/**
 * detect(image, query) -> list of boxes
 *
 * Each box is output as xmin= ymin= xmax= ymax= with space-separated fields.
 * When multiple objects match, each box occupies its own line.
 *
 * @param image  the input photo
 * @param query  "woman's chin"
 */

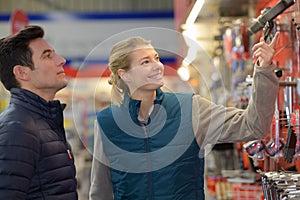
xmin=141 ymin=82 xmax=164 ymax=90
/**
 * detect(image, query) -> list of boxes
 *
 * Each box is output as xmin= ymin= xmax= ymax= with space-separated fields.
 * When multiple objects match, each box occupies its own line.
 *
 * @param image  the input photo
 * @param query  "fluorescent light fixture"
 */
xmin=185 ymin=0 xmax=205 ymax=26
xmin=178 ymin=0 xmax=204 ymax=81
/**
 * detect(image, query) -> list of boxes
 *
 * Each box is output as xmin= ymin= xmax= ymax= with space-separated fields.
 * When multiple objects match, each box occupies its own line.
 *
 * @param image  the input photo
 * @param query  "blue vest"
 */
xmin=97 ymin=89 xmax=205 ymax=200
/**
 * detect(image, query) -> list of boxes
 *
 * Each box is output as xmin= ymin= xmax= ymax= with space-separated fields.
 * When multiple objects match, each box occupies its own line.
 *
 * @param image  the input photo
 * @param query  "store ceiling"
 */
xmin=189 ymin=0 xmax=293 ymax=54
xmin=198 ymin=0 xmax=296 ymax=25
xmin=184 ymin=0 xmax=256 ymax=54
xmin=200 ymin=0 xmax=254 ymax=18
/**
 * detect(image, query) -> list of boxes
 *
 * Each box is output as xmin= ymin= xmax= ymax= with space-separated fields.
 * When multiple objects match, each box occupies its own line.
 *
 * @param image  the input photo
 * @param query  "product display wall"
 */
xmin=203 ymin=0 xmax=300 ymax=199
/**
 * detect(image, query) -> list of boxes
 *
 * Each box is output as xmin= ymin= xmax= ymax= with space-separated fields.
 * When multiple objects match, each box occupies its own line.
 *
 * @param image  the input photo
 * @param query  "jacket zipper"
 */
xmin=141 ymin=124 xmax=153 ymax=200
xmin=60 ymin=126 xmax=73 ymax=161
xmin=67 ymin=149 xmax=73 ymax=160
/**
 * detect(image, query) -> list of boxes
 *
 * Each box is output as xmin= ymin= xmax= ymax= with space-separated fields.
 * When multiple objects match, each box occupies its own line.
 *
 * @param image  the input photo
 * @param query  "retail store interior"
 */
xmin=1 ymin=0 xmax=300 ymax=199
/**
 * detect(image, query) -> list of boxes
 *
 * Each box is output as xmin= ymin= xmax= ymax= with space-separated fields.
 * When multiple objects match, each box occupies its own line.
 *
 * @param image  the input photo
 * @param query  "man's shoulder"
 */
xmin=0 ymin=103 xmax=35 ymax=122
xmin=0 ymin=103 xmax=39 ymax=135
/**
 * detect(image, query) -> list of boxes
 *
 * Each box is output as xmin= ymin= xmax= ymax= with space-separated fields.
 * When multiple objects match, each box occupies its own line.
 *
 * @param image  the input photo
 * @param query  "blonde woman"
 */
xmin=90 ymin=34 xmax=279 ymax=200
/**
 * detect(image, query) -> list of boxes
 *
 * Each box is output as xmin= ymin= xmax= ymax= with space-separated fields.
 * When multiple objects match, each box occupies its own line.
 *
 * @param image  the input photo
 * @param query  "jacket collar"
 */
xmin=10 ymin=88 xmax=65 ymax=119
xmin=122 ymin=88 xmax=164 ymax=123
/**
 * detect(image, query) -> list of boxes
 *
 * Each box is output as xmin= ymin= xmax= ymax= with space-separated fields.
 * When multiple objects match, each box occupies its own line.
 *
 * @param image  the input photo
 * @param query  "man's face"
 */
xmin=27 ymin=38 xmax=67 ymax=96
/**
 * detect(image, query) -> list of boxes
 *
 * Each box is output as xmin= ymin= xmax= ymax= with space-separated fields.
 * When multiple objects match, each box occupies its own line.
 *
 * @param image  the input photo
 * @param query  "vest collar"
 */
xmin=123 ymin=88 xmax=164 ymax=124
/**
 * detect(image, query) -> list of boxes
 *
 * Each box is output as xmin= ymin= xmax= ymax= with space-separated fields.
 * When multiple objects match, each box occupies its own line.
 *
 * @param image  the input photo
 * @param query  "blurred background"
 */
xmin=0 ymin=0 xmax=300 ymax=199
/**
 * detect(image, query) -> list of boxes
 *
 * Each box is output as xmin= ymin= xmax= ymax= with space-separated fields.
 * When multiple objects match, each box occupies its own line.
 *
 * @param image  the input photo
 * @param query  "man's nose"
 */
xmin=55 ymin=54 xmax=66 ymax=66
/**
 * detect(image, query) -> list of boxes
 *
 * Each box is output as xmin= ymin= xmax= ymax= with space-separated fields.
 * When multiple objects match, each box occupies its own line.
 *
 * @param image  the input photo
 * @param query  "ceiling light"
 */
xmin=185 ymin=0 xmax=205 ymax=27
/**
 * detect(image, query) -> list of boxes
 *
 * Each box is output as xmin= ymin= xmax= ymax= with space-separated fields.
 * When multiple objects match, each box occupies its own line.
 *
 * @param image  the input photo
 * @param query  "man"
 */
xmin=0 ymin=25 xmax=77 ymax=199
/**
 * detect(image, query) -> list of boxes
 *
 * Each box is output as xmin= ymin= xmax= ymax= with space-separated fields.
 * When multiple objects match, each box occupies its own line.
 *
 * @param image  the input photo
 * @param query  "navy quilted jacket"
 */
xmin=0 ymin=88 xmax=78 ymax=200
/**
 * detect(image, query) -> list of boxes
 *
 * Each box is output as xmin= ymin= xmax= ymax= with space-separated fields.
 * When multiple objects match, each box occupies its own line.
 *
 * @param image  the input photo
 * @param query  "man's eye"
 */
xmin=155 ymin=56 xmax=160 ymax=61
xmin=44 ymin=53 xmax=52 ymax=59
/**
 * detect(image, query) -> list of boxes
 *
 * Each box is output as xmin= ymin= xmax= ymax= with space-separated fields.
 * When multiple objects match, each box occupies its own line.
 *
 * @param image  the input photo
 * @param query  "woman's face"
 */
xmin=122 ymin=45 xmax=164 ymax=94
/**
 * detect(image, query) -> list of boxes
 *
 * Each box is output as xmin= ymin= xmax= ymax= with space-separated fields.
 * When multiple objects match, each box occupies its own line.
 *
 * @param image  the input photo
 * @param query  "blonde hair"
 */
xmin=108 ymin=37 xmax=151 ymax=105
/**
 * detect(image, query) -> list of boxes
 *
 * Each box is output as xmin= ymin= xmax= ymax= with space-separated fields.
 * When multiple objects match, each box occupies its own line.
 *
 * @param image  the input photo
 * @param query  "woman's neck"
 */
xmin=131 ymin=90 xmax=156 ymax=123
xmin=131 ymin=89 xmax=155 ymax=102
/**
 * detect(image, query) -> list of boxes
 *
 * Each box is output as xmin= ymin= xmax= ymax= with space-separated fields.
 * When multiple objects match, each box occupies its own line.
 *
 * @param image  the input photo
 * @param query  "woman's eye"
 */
xmin=141 ymin=60 xmax=149 ymax=65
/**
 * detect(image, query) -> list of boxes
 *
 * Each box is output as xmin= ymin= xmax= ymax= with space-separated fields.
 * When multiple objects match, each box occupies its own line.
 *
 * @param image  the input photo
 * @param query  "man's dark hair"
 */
xmin=0 ymin=25 xmax=44 ymax=90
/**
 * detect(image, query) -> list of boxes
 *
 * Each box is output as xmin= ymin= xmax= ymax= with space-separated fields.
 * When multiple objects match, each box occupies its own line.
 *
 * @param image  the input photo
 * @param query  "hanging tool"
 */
xmin=284 ymin=123 xmax=297 ymax=163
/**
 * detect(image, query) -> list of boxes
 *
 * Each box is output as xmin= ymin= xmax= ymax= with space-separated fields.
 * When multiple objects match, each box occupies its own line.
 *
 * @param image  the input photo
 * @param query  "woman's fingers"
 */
xmin=252 ymin=32 xmax=279 ymax=67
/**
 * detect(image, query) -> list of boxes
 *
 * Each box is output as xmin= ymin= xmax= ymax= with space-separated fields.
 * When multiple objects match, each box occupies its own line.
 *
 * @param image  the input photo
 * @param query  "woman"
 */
xmin=90 ymin=34 xmax=279 ymax=200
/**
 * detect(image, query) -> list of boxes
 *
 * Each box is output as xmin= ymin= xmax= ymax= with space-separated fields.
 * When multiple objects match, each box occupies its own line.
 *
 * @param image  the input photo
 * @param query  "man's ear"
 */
xmin=13 ymin=65 xmax=29 ymax=81
xmin=117 ymin=69 xmax=130 ymax=82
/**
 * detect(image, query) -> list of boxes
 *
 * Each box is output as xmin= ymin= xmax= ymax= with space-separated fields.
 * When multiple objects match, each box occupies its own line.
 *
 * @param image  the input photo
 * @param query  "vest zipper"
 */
xmin=141 ymin=124 xmax=153 ymax=200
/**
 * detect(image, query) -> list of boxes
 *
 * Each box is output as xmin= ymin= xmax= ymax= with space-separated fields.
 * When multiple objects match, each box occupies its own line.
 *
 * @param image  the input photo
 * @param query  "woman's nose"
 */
xmin=152 ymin=62 xmax=163 ymax=71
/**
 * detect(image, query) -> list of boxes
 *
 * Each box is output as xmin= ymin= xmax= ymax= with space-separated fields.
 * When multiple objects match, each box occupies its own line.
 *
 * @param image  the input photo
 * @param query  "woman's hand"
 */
xmin=252 ymin=32 xmax=280 ymax=67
